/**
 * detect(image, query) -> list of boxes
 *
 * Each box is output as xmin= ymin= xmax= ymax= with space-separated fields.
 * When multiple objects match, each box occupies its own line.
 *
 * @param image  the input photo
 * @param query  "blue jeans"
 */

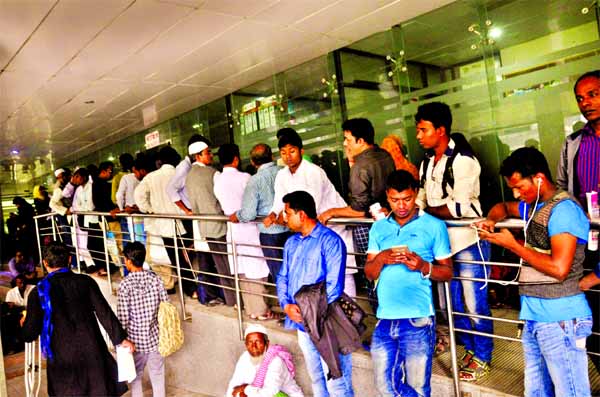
xmin=297 ymin=330 xmax=354 ymax=397
xmin=371 ymin=317 xmax=435 ymax=397
xmin=451 ymin=240 xmax=493 ymax=362
xmin=522 ymin=316 xmax=592 ymax=397
xmin=120 ymin=217 xmax=131 ymax=245
xmin=259 ymin=232 xmax=291 ymax=281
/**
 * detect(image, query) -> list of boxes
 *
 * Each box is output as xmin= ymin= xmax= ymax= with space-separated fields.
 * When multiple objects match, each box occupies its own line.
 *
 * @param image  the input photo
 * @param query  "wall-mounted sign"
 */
xmin=145 ymin=130 xmax=160 ymax=149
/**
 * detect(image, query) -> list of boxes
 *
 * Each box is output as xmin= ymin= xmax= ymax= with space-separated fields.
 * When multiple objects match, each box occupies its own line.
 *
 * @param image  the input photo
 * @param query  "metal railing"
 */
xmin=26 ymin=210 xmax=600 ymax=397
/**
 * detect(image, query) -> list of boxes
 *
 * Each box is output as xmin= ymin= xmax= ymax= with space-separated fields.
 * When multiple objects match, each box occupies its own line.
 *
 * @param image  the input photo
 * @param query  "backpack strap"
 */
xmin=420 ymin=154 xmax=432 ymax=189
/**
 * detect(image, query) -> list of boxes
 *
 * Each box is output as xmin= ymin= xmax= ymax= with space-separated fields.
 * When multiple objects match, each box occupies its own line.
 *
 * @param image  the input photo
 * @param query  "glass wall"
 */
xmin=5 ymin=0 xmax=599 ymax=212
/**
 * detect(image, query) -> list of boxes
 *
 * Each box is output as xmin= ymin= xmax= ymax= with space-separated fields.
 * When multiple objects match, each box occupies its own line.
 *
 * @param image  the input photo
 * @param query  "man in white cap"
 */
xmin=225 ymin=324 xmax=303 ymax=397
xmin=185 ymin=137 xmax=236 ymax=307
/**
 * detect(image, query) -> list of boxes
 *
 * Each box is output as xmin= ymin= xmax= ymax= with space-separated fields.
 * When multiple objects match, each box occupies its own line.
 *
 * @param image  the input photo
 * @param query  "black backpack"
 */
xmin=419 ymin=133 xmax=482 ymax=217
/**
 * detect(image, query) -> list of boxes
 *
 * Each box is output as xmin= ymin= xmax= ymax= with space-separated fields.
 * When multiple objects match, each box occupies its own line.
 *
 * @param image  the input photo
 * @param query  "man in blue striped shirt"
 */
xmin=230 ymin=143 xmax=291 ymax=281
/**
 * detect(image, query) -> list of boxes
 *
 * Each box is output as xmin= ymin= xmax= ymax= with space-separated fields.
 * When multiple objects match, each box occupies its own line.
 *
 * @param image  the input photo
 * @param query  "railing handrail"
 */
xmin=38 ymin=209 xmax=600 ymax=227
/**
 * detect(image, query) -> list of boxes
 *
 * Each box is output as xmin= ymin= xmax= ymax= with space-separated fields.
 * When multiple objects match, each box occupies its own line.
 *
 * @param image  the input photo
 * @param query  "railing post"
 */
xmin=72 ymin=215 xmax=82 ymax=273
xmin=444 ymin=280 xmax=461 ymax=397
xmin=51 ymin=216 xmax=57 ymax=241
xmin=173 ymin=219 xmax=188 ymax=320
xmin=102 ymin=218 xmax=113 ymax=295
xmin=230 ymin=231 xmax=244 ymax=341
xmin=34 ymin=217 xmax=43 ymax=267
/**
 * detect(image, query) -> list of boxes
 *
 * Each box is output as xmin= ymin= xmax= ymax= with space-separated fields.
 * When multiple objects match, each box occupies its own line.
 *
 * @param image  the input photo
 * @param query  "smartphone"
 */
xmin=470 ymin=225 xmax=490 ymax=234
xmin=392 ymin=245 xmax=409 ymax=254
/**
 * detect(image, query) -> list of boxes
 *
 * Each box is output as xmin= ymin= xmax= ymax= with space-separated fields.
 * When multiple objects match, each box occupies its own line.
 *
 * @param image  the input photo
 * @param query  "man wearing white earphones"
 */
xmin=475 ymin=147 xmax=592 ymax=397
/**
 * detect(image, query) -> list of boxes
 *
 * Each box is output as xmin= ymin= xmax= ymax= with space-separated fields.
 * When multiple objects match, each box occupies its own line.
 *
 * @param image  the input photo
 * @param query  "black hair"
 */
xmin=74 ymin=167 xmax=90 ymax=181
xmin=133 ymin=154 xmax=150 ymax=171
xmin=86 ymin=164 xmax=99 ymax=179
xmin=217 ymin=143 xmax=240 ymax=166
xmin=14 ymin=274 xmax=26 ymax=283
xmin=12 ymin=196 xmax=26 ymax=206
xmin=277 ymin=128 xmax=303 ymax=150
xmin=98 ymin=161 xmax=114 ymax=172
xmin=574 ymin=70 xmax=600 ymax=92
xmin=187 ymin=134 xmax=210 ymax=147
xmin=158 ymin=145 xmax=181 ymax=167
xmin=282 ymin=190 xmax=317 ymax=220
xmin=119 ymin=153 xmax=134 ymax=171
xmin=499 ymin=147 xmax=553 ymax=182
xmin=342 ymin=118 xmax=375 ymax=145
xmin=43 ymin=241 xmax=70 ymax=268
xmin=415 ymin=102 xmax=452 ymax=135
xmin=123 ymin=242 xmax=146 ymax=268
xmin=386 ymin=170 xmax=420 ymax=192
xmin=250 ymin=143 xmax=273 ymax=166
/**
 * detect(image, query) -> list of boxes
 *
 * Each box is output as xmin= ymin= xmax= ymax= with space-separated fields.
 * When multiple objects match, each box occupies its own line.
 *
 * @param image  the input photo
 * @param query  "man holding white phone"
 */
xmin=365 ymin=170 xmax=452 ymax=397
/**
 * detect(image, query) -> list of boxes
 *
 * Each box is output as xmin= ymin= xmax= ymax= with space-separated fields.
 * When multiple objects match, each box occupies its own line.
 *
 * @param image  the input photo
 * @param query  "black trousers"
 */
xmin=162 ymin=236 xmax=197 ymax=296
xmin=207 ymin=235 xmax=236 ymax=306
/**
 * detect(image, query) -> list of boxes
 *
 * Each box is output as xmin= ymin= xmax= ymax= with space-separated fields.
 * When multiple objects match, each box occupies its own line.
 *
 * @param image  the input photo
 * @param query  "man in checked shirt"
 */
xmin=117 ymin=241 xmax=168 ymax=397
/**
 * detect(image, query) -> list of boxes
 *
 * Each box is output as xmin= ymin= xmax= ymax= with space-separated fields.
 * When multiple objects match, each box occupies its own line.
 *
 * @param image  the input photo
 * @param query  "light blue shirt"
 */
xmin=166 ymin=157 xmax=192 ymax=209
xmin=236 ymin=162 xmax=287 ymax=234
xmin=367 ymin=212 xmax=452 ymax=320
xmin=277 ymin=222 xmax=346 ymax=330
xmin=519 ymin=199 xmax=592 ymax=322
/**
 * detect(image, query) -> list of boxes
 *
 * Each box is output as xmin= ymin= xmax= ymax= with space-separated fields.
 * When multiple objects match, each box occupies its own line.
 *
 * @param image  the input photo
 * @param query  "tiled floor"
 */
xmin=3 ymin=351 xmax=214 ymax=397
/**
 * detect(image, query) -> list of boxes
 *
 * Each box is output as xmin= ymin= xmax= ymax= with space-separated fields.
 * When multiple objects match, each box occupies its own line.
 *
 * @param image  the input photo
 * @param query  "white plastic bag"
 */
xmin=116 ymin=345 xmax=136 ymax=383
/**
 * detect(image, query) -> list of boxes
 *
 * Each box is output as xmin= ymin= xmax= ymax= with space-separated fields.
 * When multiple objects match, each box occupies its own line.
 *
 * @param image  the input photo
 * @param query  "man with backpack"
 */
xmin=415 ymin=102 xmax=493 ymax=382
xmin=117 ymin=242 xmax=169 ymax=397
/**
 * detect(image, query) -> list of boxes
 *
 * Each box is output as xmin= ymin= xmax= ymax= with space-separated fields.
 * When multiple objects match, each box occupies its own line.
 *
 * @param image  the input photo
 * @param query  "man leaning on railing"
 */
xmin=475 ymin=147 xmax=592 ymax=397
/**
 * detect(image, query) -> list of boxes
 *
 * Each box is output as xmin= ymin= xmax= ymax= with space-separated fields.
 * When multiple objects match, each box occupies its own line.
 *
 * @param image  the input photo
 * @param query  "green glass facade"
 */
xmin=4 ymin=0 xmax=600 ymax=212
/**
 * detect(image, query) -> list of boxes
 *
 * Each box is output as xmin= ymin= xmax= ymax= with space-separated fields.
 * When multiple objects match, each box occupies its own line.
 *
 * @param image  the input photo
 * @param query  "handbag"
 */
xmin=157 ymin=301 xmax=184 ymax=357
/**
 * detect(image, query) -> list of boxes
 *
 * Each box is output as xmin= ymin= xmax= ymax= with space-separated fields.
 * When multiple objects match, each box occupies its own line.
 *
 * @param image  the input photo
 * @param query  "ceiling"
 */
xmin=0 ymin=0 xmax=454 ymax=168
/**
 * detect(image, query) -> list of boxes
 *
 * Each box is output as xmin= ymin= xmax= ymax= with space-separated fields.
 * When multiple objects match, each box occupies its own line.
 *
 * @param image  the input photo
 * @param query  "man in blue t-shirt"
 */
xmin=476 ymin=147 xmax=592 ymax=397
xmin=365 ymin=170 xmax=453 ymax=397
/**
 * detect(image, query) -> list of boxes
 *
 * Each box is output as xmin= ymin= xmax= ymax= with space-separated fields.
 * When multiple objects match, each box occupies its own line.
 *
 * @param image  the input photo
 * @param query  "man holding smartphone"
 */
xmin=365 ymin=170 xmax=452 ymax=397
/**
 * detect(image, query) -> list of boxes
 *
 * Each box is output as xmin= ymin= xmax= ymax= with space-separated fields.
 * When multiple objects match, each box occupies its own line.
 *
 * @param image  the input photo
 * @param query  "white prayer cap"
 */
xmin=244 ymin=324 xmax=268 ymax=339
xmin=188 ymin=141 xmax=208 ymax=155
xmin=54 ymin=168 xmax=65 ymax=177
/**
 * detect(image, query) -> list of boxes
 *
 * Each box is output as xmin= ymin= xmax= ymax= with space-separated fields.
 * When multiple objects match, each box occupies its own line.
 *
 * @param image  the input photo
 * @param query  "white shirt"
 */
xmin=72 ymin=181 xmax=98 ymax=226
xmin=134 ymin=164 xmax=185 ymax=238
xmin=271 ymin=160 xmax=357 ymax=274
xmin=214 ymin=167 xmax=270 ymax=279
xmin=417 ymin=139 xmax=482 ymax=254
xmin=116 ymin=173 xmax=140 ymax=210
xmin=225 ymin=351 xmax=304 ymax=397
xmin=49 ymin=181 xmax=69 ymax=216
xmin=271 ymin=160 xmax=347 ymax=216
xmin=5 ymin=285 xmax=34 ymax=307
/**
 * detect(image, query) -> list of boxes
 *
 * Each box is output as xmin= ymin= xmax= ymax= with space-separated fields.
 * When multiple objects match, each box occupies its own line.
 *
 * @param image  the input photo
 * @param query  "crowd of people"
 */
xmin=5 ymin=69 xmax=600 ymax=397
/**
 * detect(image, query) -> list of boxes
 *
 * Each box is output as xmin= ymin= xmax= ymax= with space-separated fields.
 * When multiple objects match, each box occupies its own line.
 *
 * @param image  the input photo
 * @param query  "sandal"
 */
xmin=459 ymin=356 xmax=490 ymax=382
xmin=459 ymin=349 xmax=475 ymax=369
xmin=434 ymin=335 xmax=450 ymax=356
xmin=257 ymin=311 xmax=284 ymax=321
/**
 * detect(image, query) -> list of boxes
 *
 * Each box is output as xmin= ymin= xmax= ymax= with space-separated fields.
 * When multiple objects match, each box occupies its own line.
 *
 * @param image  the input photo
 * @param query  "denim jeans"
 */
xmin=259 ymin=232 xmax=291 ymax=281
xmin=451 ymin=240 xmax=493 ymax=362
xmin=522 ymin=316 xmax=592 ymax=397
xmin=371 ymin=317 xmax=435 ymax=397
xmin=297 ymin=330 xmax=354 ymax=397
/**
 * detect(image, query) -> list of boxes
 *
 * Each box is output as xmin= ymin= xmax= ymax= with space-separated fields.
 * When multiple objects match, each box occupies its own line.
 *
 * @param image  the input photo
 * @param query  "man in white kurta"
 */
xmin=225 ymin=324 xmax=304 ymax=397
xmin=134 ymin=146 xmax=189 ymax=291
xmin=70 ymin=168 xmax=97 ymax=271
xmin=214 ymin=144 xmax=272 ymax=319
xmin=265 ymin=129 xmax=357 ymax=297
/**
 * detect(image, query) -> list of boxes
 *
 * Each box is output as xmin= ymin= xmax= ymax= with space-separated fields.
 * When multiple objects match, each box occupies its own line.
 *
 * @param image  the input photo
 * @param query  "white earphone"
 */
xmin=536 ymin=176 xmax=543 ymax=187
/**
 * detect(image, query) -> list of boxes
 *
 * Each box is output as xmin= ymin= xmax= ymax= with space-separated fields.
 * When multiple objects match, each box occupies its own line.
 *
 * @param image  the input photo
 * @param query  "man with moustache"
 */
xmin=225 ymin=324 xmax=303 ymax=397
